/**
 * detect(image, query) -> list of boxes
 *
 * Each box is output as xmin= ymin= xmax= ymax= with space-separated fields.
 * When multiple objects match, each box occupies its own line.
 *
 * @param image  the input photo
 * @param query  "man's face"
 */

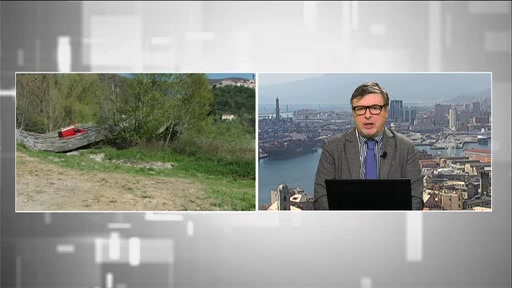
xmin=351 ymin=93 xmax=388 ymax=138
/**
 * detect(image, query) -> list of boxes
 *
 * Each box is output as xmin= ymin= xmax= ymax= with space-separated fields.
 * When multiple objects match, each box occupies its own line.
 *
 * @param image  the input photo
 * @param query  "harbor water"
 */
xmin=258 ymin=140 xmax=491 ymax=206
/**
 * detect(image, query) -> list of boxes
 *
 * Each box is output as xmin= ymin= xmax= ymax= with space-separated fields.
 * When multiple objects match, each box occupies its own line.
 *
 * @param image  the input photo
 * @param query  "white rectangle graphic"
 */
xmin=106 ymin=273 xmax=113 ymax=288
xmin=129 ymin=237 xmax=141 ymax=266
xmin=109 ymin=232 xmax=121 ymax=260
xmin=56 ymin=244 xmax=75 ymax=254
xmin=108 ymin=223 xmax=132 ymax=229
xmin=406 ymin=212 xmax=424 ymax=262
xmin=145 ymin=212 xmax=184 ymax=221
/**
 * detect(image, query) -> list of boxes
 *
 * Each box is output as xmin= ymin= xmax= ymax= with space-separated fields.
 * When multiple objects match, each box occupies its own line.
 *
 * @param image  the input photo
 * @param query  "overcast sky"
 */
xmin=257 ymin=73 xmax=492 ymax=105
xmin=257 ymin=73 xmax=324 ymax=86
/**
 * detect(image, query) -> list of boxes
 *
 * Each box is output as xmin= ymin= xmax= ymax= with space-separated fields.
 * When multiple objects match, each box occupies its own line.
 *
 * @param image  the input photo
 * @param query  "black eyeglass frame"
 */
xmin=352 ymin=105 xmax=387 ymax=116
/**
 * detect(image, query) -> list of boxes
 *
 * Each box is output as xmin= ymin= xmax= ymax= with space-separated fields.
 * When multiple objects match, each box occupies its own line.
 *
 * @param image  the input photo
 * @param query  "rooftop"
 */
xmin=267 ymin=201 xmax=302 ymax=211
xmin=471 ymin=206 xmax=491 ymax=211
xmin=468 ymin=162 xmax=492 ymax=168
xmin=464 ymin=148 xmax=491 ymax=154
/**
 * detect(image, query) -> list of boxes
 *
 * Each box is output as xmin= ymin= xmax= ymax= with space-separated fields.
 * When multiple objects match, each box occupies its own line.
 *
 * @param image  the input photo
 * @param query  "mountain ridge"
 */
xmin=258 ymin=73 xmax=492 ymax=105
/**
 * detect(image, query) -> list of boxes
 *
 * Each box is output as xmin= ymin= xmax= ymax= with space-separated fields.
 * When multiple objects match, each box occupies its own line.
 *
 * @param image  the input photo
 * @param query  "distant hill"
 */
xmin=258 ymin=73 xmax=492 ymax=106
xmin=441 ymin=88 xmax=491 ymax=105
xmin=208 ymin=77 xmax=251 ymax=85
xmin=118 ymin=74 xmax=251 ymax=86
xmin=211 ymin=85 xmax=255 ymax=132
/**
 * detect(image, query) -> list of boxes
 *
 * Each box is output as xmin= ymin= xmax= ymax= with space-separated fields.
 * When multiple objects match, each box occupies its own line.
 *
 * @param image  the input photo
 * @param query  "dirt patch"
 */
xmin=16 ymin=152 xmax=216 ymax=212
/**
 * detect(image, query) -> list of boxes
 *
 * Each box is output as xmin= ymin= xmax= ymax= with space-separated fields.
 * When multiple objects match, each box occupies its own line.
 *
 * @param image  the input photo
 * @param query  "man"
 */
xmin=313 ymin=82 xmax=424 ymax=210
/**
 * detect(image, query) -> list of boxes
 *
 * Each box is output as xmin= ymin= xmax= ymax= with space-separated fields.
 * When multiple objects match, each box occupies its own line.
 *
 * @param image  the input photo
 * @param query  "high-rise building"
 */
xmin=435 ymin=104 xmax=451 ymax=126
xmin=403 ymin=109 xmax=410 ymax=123
xmin=389 ymin=100 xmax=403 ymax=122
xmin=473 ymin=101 xmax=481 ymax=116
xmin=464 ymin=103 xmax=471 ymax=112
xmin=402 ymin=108 xmax=417 ymax=125
xmin=410 ymin=109 xmax=417 ymax=125
xmin=449 ymin=108 xmax=457 ymax=130
xmin=275 ymin=97 xmax=280 ymax=120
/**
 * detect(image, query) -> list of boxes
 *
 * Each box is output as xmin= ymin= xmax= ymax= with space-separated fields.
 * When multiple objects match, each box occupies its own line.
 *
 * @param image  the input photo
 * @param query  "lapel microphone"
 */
xmin=380 ymin=151 xmax=387 ymax=158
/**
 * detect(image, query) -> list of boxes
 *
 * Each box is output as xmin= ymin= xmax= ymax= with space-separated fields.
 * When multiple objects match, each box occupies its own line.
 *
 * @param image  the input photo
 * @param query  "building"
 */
xmin=221 ymin=114 xmax=235 ymax=121
xmin=458 ymin=110 xmax=472 ymax=125
xmin=441 ymin=191 xmax=464 ymax=210
xmin=449 ymin=108 xmax=457 ymax=131
xmin=268 ymin=184 xmax=314 ymax=211
xmin=471 ymin=206 xmax=491 ymax=211
xmin=448 ymin=159 xmax=481 ymax=172
xmin=479 ymin=168 xmax=491 ymax=196
xmin=442 ymin=180 xmax=477 ymax=200
xmin=423 ymin=191 xmax=464 ymax=210
xmin=465 ymin=162 xmax=491 ymax=175
xmin=437 ymin=156 xmax=471 ymax=168
xmin=434 ymin=104 xmax=451 ymax=126
xmin=403 ymin=109 xmax=410 ymax=123
xmin=473 ymin=101 xmax=481 ymax=116
xmin=275 ymin=97 xmax=281 ymax=121
xmin=432 ymin=169 xmax=467 ymax=180
xmin=411 ymin=120 xmax=442 ymax=133
xmin=473 ymin=116 xmax=489 ymax=125
xmin=277 ymin=184 xmax=291 ymax=210
xmin=402 ymin=109 xmax=417 ymax=125
xmin=464 ymin=197 xmax=491 ymax=210
xmin=212 ymin=78 xmax=256 ymax=89
xmin=410 ymin=109 xmax=417 ymax=125
xmin=463 ymin=148 xmax=491 ymax=163
xmin=389 ymin=100 xmax=403 ymax=122
xmin=423 ymin=193 xmax=445 ymax=210
xmin=417 ymin=149 xmax=433 ymax=160
xmin=288 ymin=188 xmax=314 ymax=210
xmin=419 ymin=159 xmax=437 ymax=169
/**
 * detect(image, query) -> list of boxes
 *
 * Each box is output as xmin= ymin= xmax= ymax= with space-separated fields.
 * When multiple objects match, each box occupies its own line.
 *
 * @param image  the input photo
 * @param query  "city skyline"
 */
xmin=258 ymin=90 xmax=493 ymax=211
xmin=258 ymin=73 xmax=493 ymax=210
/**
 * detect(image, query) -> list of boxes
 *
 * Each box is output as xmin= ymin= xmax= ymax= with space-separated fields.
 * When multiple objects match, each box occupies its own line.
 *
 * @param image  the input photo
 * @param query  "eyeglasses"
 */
xmin=352 ymin=105 xmax=386 ymax=116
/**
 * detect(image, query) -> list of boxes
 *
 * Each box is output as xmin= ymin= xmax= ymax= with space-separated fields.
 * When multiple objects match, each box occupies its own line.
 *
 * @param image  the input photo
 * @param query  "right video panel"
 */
xmin=258 ymin=73 xmax=492 ymax=211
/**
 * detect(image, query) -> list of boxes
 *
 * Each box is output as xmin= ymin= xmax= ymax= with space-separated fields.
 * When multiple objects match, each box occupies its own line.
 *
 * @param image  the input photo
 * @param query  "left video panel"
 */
xmin=15 ymin=72 xmax=257 ymax=212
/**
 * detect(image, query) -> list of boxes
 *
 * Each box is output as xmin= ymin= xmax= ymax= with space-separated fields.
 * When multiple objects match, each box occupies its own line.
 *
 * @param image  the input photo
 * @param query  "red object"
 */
xmin=58 ymin=126 xmax=87 ymax=138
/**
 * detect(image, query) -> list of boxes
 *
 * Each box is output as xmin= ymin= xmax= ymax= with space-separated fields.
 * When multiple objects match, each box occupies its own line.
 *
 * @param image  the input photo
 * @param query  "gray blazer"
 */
xmin=313 ymin=127 xmax=424 ymax=210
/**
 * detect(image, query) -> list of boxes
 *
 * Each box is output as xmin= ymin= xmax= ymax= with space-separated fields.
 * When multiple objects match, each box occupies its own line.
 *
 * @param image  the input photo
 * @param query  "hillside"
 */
xmin=209 ymin=77 xmax=252 ymax=85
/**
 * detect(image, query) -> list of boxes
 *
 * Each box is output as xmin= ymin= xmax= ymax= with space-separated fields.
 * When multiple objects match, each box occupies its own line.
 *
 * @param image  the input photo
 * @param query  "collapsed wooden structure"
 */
xmin=16 ymin=124 xmax=109 ymax=153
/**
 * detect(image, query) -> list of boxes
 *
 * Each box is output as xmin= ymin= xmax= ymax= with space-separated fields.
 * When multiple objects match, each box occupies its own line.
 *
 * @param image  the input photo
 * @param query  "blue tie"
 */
xmin=365 ymin=140 xmax=377 ymax=179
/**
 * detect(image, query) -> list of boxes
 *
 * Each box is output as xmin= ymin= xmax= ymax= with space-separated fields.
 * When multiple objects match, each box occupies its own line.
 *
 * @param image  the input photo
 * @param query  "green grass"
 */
xmin=203 ymin=179 xmax=256 ymax=211
xmin=16 ymin=143 xmax=256 ymax=211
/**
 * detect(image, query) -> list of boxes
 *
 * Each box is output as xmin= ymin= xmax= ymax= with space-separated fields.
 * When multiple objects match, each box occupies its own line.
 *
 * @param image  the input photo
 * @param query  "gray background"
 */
xmin=1 ymin=1 xmax=510 ymax=288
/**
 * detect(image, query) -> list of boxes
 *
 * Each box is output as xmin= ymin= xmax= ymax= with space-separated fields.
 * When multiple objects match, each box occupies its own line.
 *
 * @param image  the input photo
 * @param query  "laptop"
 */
xmin=325 ymin=179 xmax=413 ymax=210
